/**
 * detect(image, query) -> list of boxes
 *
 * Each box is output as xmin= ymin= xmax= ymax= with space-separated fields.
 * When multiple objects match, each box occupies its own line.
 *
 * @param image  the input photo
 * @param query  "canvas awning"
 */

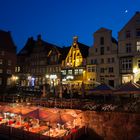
xmin=114 ymin=82 xmax=140 ymax=94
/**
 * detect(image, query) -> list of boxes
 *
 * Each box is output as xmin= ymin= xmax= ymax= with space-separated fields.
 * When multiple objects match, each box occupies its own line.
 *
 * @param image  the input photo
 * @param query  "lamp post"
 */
xmin=45 ymin=74 xmax=50 ymax=98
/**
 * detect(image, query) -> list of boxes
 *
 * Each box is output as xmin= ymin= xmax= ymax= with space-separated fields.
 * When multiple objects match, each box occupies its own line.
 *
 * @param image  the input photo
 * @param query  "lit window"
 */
xmin=79 ymin=69 xmax=83 ymax=74
xmin=0 ymin=78 xmax=2 ymax=85
xmin=18 ymin=67 xmax=20 ymax=72
xmin=0 ymin=59 xmax=3 ymax=65
xmin=0 ymin=69 xmax=3 ymax=73
xmin=121 ymin=58 xmax=132 ymax=70
xmin=87 ymin=67 xmax=91 ymax=72
xmin=68 ymin=70 xmax=72 ymax=75
xmin=8 ymin=60 xmax=11 ymax=66
xmin=15 ymin=67 xmax=19 ymax=72
xmin=7 ymin=78 xmax=11 ymax=85
xmin=137 ymin=41 xmax=140 ymax=52
xmin=87 ymin=66 xmax=96 ymax=72
xmin=61 ymin=70 xmax=66 ymax=75
xmin=74 ymin=69 xmax=78 ymax=75
xmin=55 ymin=67 xmax=58 ymax=72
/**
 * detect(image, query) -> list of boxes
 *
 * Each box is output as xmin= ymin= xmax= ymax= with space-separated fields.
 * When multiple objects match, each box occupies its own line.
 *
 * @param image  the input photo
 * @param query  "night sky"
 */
xmin=0 ymin=0 xmax=140 ymax=52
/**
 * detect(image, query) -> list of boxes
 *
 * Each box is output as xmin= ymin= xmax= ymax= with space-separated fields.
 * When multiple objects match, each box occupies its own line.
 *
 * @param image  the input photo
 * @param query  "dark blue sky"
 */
xmin=0 ymin=0 xmax=140 ymax=52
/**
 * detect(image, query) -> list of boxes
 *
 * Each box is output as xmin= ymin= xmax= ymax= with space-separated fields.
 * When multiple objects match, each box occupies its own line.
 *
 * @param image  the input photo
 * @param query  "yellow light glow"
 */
xmin=66 ymin=75 xmax=74 ymax=80
xmin=133 ymin=68 xmax=138 ymax=74
xmin=45 ymin=75 xmax=49 ymax=78
xmin=50 ymin=74 xmax=57 ymax=79
xmin=28 ymin=76 xmax=31 ymax=80
xmin=12 ymin=75 xmax=19 ymax=81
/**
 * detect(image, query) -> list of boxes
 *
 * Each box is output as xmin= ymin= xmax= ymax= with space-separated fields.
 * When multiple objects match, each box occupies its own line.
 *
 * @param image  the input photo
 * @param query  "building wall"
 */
xmin=61 ymin=37 xmax=88 ymax=90
xmin=118 ymin=12 xmax=140 ymax=83
xmin=88 ymin=28 xmax=119 ymax=88
xmin=83 ymin=111 xmax=140 ymax=140
xmin=0 ymin=31 xmax=16 ymax=93
xmin=17 ymin=36 xmax=61 ymax=90
xmin=64 ymin=38 xmax=83 ymax=68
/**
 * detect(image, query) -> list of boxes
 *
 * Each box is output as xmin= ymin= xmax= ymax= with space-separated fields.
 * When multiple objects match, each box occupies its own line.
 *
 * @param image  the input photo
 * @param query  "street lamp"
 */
xmin=45 ymin=74 xmax=49 ymax=79
xmin=11 ymin=75 xmax=19 ymax=86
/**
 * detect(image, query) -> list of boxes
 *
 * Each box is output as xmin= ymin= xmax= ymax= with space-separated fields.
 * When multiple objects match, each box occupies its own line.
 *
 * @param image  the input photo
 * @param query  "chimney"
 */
xmin=37 ymin=34 xmax=41 ymax=40
xmin=29 ymin=36 xmax=34 ymax=41
xmin=73 ymin=36 xmax=78 ymax=43
xmin=37 ymin=34 xmax=42 ymax=46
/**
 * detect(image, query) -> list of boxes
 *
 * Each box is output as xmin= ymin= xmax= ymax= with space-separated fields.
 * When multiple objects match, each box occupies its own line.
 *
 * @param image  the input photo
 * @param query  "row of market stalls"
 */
xmin=86 ymin=82 xmax=140 ymax=96
xmin=0 ymin=103 xmax=85 ymax=140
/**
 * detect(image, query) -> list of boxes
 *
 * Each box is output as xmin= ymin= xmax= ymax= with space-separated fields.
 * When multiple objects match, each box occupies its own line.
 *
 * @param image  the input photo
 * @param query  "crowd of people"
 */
xmin=82 ymin=98 xmax=140 ymax=112
xmin=28 ymin=96 xmax=140 ymax=113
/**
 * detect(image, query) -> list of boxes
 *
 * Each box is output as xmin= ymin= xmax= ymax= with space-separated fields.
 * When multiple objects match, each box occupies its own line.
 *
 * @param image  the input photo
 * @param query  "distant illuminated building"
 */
xmin=17 ymin=35 xmax=61 ymax=90
xmin=61 ymin=36 xmax=89 ymax=90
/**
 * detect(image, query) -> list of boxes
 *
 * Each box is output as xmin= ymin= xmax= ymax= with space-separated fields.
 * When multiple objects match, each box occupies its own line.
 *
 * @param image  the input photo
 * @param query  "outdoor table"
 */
xmin=43 ymin=128 xmax=67 ymax=138
xmin=29 ymin=125 xmax=48 ymax=133
xmin=0 ymin=117 xmax=3 ymax=121
xmin=11 ymin=124 xmax=22 ymax=128
xmin=9 ymin=120 xmax=14 ymax=125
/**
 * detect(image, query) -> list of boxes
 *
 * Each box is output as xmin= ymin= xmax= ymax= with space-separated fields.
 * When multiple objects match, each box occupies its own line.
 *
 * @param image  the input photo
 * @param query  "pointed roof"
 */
xmin=94 ymin=27 xmax=118 ymax=45
xmin=71 ymin=36 xmax=89 ymax=58
xmin=93 ymin=83 xmax=113 ymax=91
xmin=119 ymin=11 xmax=140 ymax=33
xmin=18 ymin=37 xmax=35 ymax=56
xmin=18 ymin=35 xmax=60 ymax=56
xmin=57 ymin=46 xmax=71 ymax=61
xmin=94 ymin=27 xmax=111 ymax=34
xmin=111 ymin=37 xmax=118 ymax=45
xmin=88 ymin=83 xmax=113 ymax=94
xmin=77 ymin=42 xmax=89 ymax=58
xmin=0 ymin=30 xmax=16 ymax=52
